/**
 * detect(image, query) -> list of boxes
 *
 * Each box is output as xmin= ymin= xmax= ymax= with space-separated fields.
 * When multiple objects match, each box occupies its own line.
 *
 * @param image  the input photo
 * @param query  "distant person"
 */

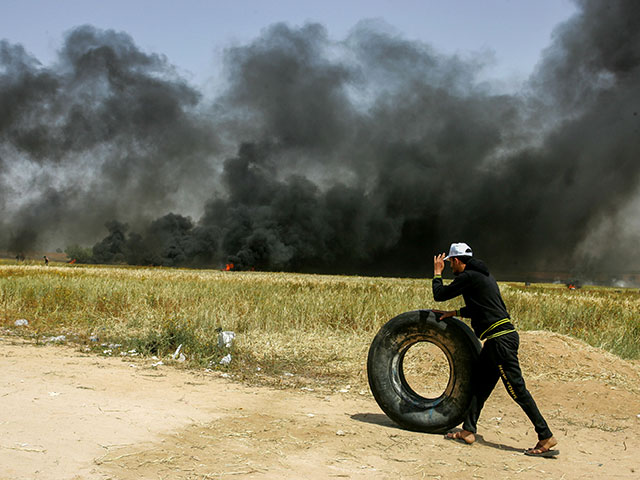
xmin=432 ymin=242 xmax=558 ymax=457
xmin=43 ymin=255 xmax=49 ymax=266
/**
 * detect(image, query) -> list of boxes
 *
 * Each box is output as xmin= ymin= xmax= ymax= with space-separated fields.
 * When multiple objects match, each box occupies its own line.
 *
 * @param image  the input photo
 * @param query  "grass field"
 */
xmin=1 ymin=261 xmax=638 ymax=389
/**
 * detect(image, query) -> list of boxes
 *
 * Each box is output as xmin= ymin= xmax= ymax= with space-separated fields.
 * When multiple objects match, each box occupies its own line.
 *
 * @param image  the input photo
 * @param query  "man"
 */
xmin=432 ymin=242 xmax=558 ymax=457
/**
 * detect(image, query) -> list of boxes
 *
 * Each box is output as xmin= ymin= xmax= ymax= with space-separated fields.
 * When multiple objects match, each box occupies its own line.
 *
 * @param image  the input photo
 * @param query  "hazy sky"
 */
xmin=2 ymin=0 xmax=577 ymax=88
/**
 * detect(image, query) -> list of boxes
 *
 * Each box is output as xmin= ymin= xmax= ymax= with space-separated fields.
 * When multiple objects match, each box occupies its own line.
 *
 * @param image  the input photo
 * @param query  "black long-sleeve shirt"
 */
xmin=432 ymin=258 xmax=514 ymax=340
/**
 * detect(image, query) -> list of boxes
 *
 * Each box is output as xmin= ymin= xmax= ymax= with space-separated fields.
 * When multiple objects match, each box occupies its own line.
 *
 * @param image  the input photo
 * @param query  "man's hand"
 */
xmin=434 ymin=253 xmax=446 ymax=276
xmin=432 ymin=309 xmax=456 ymax=321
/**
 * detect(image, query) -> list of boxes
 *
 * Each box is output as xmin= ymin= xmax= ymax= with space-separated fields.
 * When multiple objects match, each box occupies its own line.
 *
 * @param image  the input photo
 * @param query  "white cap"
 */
xmin=444 ymin=242 xmax=473 ymax=260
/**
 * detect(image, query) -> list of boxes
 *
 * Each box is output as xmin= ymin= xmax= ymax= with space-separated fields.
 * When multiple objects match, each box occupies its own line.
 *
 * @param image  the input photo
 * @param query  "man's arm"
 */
xmin=432 ymin=271 xmax=469 ymax=301
xmin=432 ymin=253 xmax=466 ymax=320
xmin=432 ymin=276 xmax=468 ymax=320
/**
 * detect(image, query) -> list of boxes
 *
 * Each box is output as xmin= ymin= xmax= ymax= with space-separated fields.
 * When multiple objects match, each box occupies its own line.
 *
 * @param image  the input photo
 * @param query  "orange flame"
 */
xmin=224 ymin=263 xmax=234 ymax=271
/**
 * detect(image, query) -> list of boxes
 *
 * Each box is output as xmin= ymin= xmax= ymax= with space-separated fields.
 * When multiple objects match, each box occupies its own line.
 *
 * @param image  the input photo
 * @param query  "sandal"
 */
xmin=524 ymin=441 xmax=559 ymax=457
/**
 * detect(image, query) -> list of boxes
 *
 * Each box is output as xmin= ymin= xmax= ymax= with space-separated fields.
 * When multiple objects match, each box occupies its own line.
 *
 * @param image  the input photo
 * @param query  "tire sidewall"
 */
xmin=367 ymin=310 xmax=481 ymax=433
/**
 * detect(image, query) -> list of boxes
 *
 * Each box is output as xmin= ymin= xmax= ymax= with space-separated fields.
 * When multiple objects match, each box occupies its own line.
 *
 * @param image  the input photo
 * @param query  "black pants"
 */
xmin=462 ymin=331 xmax=553 ymax=441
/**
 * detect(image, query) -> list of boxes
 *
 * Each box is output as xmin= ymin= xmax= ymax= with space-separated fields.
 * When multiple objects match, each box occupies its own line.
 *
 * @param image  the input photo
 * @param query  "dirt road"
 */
xmin=1 ymin=332 xmax=639 ymax=479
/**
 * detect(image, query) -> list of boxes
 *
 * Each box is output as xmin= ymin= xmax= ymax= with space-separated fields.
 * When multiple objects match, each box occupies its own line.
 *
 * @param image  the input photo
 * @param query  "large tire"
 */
xmin=367 ymin=310 xmax=481 ymax=433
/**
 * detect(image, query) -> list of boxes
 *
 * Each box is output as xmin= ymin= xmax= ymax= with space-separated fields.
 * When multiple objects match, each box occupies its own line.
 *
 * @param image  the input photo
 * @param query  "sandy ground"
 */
xmin=1 ymin=332 xmax=639 ymax=480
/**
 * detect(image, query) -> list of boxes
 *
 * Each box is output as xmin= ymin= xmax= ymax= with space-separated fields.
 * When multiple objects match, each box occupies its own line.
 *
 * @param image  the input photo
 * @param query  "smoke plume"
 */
xmin=2 ymin=0 xmax=639 ymax=278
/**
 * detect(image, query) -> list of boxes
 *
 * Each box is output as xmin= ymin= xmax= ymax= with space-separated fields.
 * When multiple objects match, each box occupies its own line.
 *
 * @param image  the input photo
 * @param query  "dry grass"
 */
xmin=500 ymin=282 xmax=640 ymax=359
xmin=1 ymin=262 xmax=638 ymax=390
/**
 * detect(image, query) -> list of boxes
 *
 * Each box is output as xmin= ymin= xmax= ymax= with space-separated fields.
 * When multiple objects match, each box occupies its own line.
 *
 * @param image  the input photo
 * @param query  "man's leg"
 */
xmin=459 ymin=342 xmax=501 ymax=437
xmin=493 ymin=332 xmax=554 ymax=441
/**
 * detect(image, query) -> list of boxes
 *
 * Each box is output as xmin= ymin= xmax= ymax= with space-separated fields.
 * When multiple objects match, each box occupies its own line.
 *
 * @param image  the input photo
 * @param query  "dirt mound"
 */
xmin=520 ymin=331 xmax=640 ymax=387
xmin=0 ymin=331 xmax=638 ymax=479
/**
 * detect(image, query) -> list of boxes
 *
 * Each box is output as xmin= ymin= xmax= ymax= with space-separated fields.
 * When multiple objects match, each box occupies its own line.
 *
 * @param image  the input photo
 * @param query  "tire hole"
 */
xmin=402 ymin=341 xmax=450 ymax=399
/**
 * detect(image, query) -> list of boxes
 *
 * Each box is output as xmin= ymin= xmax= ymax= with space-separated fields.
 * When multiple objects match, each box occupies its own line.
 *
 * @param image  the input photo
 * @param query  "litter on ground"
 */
xmin=217 ymin=331 xmax=236 ymax=348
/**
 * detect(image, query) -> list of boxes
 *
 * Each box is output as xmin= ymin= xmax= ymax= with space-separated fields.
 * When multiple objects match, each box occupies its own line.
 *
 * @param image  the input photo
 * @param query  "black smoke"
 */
xmin=0 ymin=26 xmax=217 ymax=252
xmin=2 ymin=0 xmax=640 ymax=278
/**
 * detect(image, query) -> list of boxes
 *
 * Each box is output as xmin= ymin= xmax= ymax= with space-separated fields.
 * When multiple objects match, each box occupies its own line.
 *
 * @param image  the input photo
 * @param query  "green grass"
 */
xmin=1 ymin=263 xmax=638 ymax=389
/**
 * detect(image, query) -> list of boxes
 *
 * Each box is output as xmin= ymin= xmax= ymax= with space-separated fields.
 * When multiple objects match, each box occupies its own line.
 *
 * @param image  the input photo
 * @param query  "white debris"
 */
xmin=103 ymin=349 xmax=112 ymax=355
xmin=48 ymin=392 xmax=60 ymax=397
xmin=306 ymin=413 xmax=315 ymax=418
xmin=301 ymin=387 xmax=315 ymax=392
xmin=151 ymin=361 xmax=164 ymax=367
xmin=14 ymin=319 xmax=28 ymax=327
xmin=220 ymin=372 xmax=230 ymax=378
xmin=283 ymin=372 xmax=294 ymax=377
xmin=219 ymin=353 xmax=232 ymax=365
xmin=217 ymin=331 xmax=236 ymax=348
xmin=89 ymin=335 xmax=99 ymax=342
xmin=172 ymin=344 xmax=186 ymax=362
xmin=336 ymin=430 xmax=346 ymax=436
xmin=46 ymin=335 xmax=67 ymax=343
xmin=172 ymin=344 xmax=182 ymax=359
